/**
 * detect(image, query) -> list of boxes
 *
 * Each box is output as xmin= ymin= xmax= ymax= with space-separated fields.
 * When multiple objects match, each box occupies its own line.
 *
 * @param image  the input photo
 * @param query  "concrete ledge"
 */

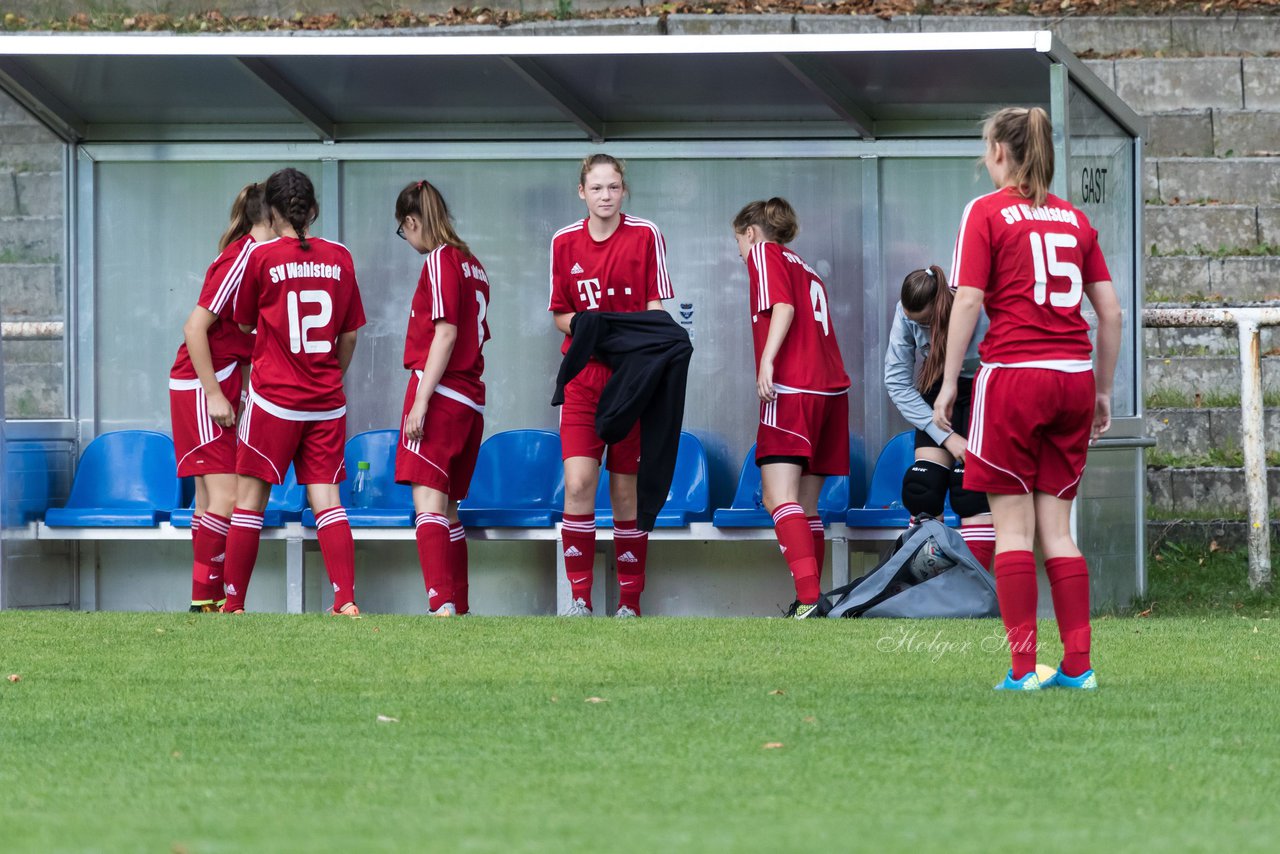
xmin=0 ymin=215 xmax=62 ymax=262
xmin=1143 ymin=255 xmax=1212 ymax=299
xmin=1145 ymin=355 xmax=1280 ymax=396
xmin=665 ymin=14 xmax=793 ymax=36
xmin=1244 ymin=58 xmax=1280 ymax=110
xmin=1147 ymin=518 xmax=1280 ymax=552
xmin=1154 ymin=158 xmax=1280 ymax=206
xmin=1169 ymin=16 xmax=1280 ymax=58
xmin=0 ymin=262 xmax=61 ymax=318
xmin=1144 ymin=111 xmax=1213 ymax=158
xmin=1115 ymin=58 xmax=1243 ymax=112
xmin=1146 ymin=465 xmax=1280 ymax=515
xmin=1148 ymin=407 xmax=1280 ymax=457
xmin=1213 ymin=110 xmax=1280 ymax=157
xmin=795 ymin=15 xmax=919 ymax=35
xmin=1144 ymin=205 xmax=1262 ymax=255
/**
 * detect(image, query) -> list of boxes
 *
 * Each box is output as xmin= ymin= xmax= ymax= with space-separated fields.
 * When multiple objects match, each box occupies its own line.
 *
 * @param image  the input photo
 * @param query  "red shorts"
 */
xmin=559 ymin=362 xmax=641 ymax=475
xmin=756 ymin=392 xmax=850 ymax=476
xmin=235 ymin=394 xmax=347 ymax=486
xmin=169 ymin=363 xmax=243 ymax=477
xmin=394 ymin=374 xmax=484 ymax=501
xmin=965 ymin=366 xmax=1094 ymax=499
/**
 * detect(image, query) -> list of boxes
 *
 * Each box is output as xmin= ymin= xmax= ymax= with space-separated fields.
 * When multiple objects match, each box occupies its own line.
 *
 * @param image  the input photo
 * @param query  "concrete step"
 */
xmin=1145 ymin=355 xmax=1280 ymax=396
xmin=1 ymin=342 xmax=64 ymax=420
xmin=1144 ymin=324 xmax=1280 ymax=358
xmin=1144 ymin=205 xmax=1279 ymax=256
xmin=1145 ymin=109 xmax=1280 ymax=159
xmin=1147 ymin=407 xmax=1280 ymax=457
xmin=1147 ymin=466 xmax=1280 ymax=516
xmin=1106 ymin=57 xmax=1280 ymax=113
xmin=1146 ymin=520 xmax=1280 ymax=553
xmin=0 ymin=172 xmax=62 ymax=218
xmin=1150 ymin=158 xmax=1280 ymax=206
xmin=0 ymin=262 xmax=62 ymax=320
xmin=1144 ymin=255 xmax=1280 ymax=303
xmin=0 ymin=142 xmax=63 ymax=172
xmin=0 ymin=216 xmax=62 ymax=263
xmin=1213 ymin=110 xmax=1280 ymax=157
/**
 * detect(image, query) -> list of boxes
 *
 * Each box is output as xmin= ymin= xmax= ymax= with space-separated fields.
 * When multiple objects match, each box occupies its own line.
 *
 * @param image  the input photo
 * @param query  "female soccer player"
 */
xmin=733 ymin=198 xmax=850 ymax=619
xmin=168 ymin=183 xmax=271 ymax=612
xmin=393 ymin=180 xmax=490 ymax=618
xmin=934 ymin=107 xmax=1122 ymax=690
xmin=220 ymin=167 xmax=367 ymax=615
xmin=884 ymin=265 xmax=995 ymax=570
xmin=548 ymin=154 xmax=674 ymax=617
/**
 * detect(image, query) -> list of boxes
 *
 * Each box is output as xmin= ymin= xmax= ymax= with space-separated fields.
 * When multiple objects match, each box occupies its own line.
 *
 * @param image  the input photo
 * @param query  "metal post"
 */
xmin=286 ymin=534 xmax=304 ymax=614
xmin=1237 ymin=320 xmax=1272 ymax=590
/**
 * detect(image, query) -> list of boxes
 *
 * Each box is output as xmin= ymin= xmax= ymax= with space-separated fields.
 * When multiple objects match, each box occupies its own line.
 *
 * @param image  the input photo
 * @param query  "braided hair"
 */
xmin=264 ymin=167 xmax=318 ymax=251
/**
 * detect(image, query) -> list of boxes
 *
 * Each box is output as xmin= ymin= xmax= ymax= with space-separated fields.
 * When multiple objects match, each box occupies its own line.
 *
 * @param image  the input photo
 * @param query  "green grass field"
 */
xmin=2 ymin=573 xmax=1277 ymax=854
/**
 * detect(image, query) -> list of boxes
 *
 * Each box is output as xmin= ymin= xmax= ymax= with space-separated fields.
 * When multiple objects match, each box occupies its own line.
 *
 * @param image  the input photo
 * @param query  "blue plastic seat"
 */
xmin=44 ymin=431 xmax=182 ymax=527
xmin=170 ymin=465 xmax=305 ymax=528
xmin=301 ymin=430 xmax=413 ymax=528
xmin=845 ymin=430 xmax=958 ymax=528
xmin=593 ymin=432 xmax=711 ymax=528
xmin=712 ymin=436 xmax=866 ymax=528
xmin=458 ymin=429 xmax=565 ymax=528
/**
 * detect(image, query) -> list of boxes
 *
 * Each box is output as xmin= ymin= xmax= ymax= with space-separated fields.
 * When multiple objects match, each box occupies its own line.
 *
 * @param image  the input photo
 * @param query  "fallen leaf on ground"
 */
xmin=762 ymin=742 xmax=784 ymax=749
xmin=7 ymin=674 xmax=19 ymax=683
xmin=803 ymin=716 xmax=817 ymax=724
xmin=376 ymin=715 xmax=400 ymax=723
xmin=585 ymin=697 xmax=608 ymax=704
xmin=768 ymin=689 xmax=785 ymax=695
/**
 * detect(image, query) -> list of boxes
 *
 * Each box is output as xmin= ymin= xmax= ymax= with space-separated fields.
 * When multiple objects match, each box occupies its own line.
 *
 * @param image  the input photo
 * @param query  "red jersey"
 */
xmin=233 ymin=236 xmax=366 ymax=418
xmin=747 ymin=242 xmax=850 ymax=394
xmin=548 ymin=213 xmax=674 ymax=354
xmin=402 ymin=244 xmax=491 ymax=410
xmin=169 ymin=234 xmax=257 ymax=380
xmin=951 ymin=187 xmax=1112 ymax=366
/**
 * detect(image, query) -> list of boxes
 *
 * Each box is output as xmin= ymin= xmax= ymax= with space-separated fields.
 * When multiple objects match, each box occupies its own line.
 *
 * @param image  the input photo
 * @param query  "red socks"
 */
xmin=773 ymin=503 xmax=819 ymax=604
xmin=1046 ymin=555 xmax=1092 ymax=677
xmin=994 ymin=550 xmax=1039 ymax=679
xmin=561 ymin=513 xmax=596 ymax=609
xmin=808 ymin=516 xmax=825 ymax=580
xmin=614 ymin=519 xmax=648 ymax=615
xmin=449 ymin=523 xmax=469 ymax=615
xmin=415 ymin=512 xmax=451 ymax=611
xmin=222 ymin=508 xmax=264 ymax=611
xmin=191 ymin=512 xmax=229 ymax=604
xmin=961 ymin=523 xmax=996 ymax=572
xmin=315 ymin=506 xmax=356 ymax=612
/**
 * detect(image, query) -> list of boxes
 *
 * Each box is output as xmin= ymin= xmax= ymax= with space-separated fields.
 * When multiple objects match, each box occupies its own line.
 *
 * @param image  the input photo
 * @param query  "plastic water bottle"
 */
xmin=352 ymin=461 xmax=371 ymax=508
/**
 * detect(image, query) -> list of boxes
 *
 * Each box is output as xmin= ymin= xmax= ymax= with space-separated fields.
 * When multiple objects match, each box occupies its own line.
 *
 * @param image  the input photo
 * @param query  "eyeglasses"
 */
xmin=396 ymin=223 xmax=406 ymax=240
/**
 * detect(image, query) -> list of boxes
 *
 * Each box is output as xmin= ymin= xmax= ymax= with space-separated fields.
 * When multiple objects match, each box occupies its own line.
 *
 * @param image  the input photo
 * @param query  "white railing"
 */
xmin=0 ymin=321 xmax=64 ymax=341
xmin=1143 ymin=306 xmax=1280 ymax=590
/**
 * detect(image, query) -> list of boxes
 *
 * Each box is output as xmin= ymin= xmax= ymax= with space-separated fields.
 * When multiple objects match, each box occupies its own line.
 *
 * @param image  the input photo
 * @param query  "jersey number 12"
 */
xmin=287 ymin=289 xmax=333 ymax=354
xmin=1028 ymin=232 xmax=1083 ymax=308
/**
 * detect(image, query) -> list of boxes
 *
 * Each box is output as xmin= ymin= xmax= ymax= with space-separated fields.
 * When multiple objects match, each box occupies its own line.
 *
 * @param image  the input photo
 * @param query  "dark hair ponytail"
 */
xmin=395 ymin=179 xmax=471 ymax=257
xmin=732 ymin=197 xmax=799 ymax=244
xmin=900 ymin=265 xmax=954 ymax=392
xmin=983 ymin=106 xmax=1054 ymax=207
xmin=264 ymin=167 xmax=318 ymax=251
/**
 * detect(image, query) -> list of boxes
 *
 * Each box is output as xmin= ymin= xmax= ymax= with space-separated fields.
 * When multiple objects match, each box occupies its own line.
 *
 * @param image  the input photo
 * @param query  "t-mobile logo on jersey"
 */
xmin=576 ymin=278 xmax=601 ymax=309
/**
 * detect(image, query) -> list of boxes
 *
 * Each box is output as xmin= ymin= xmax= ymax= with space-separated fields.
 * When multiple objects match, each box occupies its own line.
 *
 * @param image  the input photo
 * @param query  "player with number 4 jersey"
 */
xmin=733 ymin=198 xmax=850 ymax=619
xmin=393 ymin=179 xmax=489 ymax=618
xmin=934 ymin=107 xmax=1122 ymax=692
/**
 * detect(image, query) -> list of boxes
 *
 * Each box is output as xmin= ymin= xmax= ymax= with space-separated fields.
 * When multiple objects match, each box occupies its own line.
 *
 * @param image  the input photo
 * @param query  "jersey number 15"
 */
xmin=1028 ymin=232 xmax=1083 ymax=309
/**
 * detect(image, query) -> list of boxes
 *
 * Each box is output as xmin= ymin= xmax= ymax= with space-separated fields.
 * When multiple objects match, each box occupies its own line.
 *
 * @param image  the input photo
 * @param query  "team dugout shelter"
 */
xmin=0 ymin=31 xmax=1149 ymax=615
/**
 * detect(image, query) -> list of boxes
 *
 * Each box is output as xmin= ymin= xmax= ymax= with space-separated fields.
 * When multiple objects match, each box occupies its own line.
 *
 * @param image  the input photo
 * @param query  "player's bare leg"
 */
xmin=412 ymin=484 xmax=456 ymax=616
xmin=609 ymin=472 xmax=647 ymax=617
xmin=1035 ymin=491 xmax=1093 ymax=683
xmin=307 ymin=482 xmax=358 ymax=616
xmin=762 ymin=462 xmax=820 ymax=615
xmin=988 ymin=492 xmax=1039 ymax=681
xmin=560 ymin=456 xmax=601 ymax=614
xmin=220 ymin=476 xmax=271 ymax=613
xmin=189 ymin=472 xmax=238 ymax=611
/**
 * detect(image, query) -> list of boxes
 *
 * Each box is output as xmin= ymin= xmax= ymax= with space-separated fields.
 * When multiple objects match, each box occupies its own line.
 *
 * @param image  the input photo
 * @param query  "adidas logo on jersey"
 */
xmin=428 ymin=587 xmax=438 ymax=598
xmin=332 ymin=582 xmax=340 ymax=593
xmin=212 ymin=553 xmax=225 ymax=564
xmin=564 ymin=546 xmax=584 ymax=558
xmin=226 ymin=584 xmax=238 ymax=596
xmin=570 ymin=262 xmax=584 ymax=275
xmin=779 ymin=544 xmax=788 ymax=554
xmin=618 ymin=551 xmax=639 ymax=564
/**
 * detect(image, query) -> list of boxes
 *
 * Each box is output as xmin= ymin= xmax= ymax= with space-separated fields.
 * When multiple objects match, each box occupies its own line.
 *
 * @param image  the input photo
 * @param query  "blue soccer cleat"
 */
xmin=1041 ymin=664 xmax=1098 ymax=690
xmin=993 ymin=669 xmax=1043 ymax=691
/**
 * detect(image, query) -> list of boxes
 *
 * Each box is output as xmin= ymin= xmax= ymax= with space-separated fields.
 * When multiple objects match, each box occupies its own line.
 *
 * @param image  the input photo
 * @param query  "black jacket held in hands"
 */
xmin=552 ymin=310 xmax=694 ymax=532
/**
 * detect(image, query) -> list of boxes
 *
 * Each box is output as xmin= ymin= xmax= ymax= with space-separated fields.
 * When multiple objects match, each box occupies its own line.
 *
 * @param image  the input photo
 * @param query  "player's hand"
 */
xmin=404 ymin=399 xmax=429 ymax=442
xmin=942 ymin=432 xmax=967 ymax=464
xmin=207 ymin=392 xmax=237 ymax=429
xmin=932 ymin=382 xmax=957 ymax=433
xmin=757 ymin=361 xmax=776 ymax=403
xmin=1091 ymin=392 xmax=1112 ymax=443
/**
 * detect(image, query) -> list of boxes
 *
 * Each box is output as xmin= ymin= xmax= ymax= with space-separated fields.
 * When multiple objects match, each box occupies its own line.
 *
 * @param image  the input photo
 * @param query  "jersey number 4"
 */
xmin=287 ymin=289 xmax=333 ymax=354
xmin=1028 ymin=232 xmax=1083 ymax=308
xmin=809 ymin=280 xmax=830 ymax=336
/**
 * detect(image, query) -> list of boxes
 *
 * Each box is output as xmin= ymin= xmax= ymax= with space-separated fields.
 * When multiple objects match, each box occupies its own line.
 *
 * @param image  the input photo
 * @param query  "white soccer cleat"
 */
xmin=560 ymin=597 xmax=592 ymax=617
xmin=428 ymin=602 xmax=457 ymax=618
xmin=613 ymin=605 xmax=638 ymax=619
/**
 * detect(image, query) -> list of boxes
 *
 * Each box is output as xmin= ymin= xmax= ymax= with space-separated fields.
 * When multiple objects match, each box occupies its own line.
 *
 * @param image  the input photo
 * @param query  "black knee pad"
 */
xmin=949 ymin=465 xmax=990 ymax=518
xmin=901 ymin=460 xmax=949 ymax=518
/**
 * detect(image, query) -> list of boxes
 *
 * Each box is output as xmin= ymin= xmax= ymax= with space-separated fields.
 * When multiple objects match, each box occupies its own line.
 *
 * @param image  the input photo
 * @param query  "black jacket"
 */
xmin=552 ymin=310 xmax=694 ymax=531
